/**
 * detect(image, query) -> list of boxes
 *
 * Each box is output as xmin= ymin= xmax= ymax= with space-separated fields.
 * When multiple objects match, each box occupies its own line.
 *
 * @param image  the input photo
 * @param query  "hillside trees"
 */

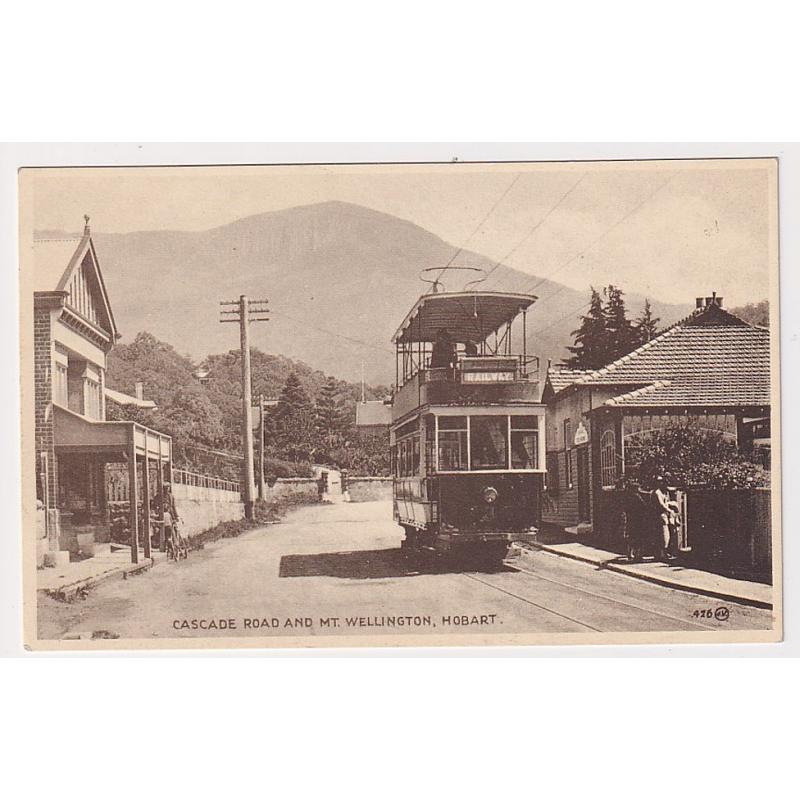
xmin=106 ymin=332 xmax=390 ymax=476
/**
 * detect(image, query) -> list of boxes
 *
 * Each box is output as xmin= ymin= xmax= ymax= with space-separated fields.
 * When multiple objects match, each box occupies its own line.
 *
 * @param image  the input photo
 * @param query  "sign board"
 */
xmin=574 ymin=421 xmax=589 ymax=446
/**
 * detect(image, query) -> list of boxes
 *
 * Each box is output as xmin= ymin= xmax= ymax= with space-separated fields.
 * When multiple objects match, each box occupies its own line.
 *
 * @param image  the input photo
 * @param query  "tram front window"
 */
xmin=470 ymin=416 xmax=508 ymax=470
xmin=511 ymin=415 xmax=539 ymax=469
xmin=438 ymin=416 xmax=468 ymax=471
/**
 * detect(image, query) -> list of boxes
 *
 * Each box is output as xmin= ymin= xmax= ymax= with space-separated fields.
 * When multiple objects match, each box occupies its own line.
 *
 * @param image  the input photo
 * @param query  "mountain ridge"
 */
xmin=36 ymin=201 xmax=693 ymax=383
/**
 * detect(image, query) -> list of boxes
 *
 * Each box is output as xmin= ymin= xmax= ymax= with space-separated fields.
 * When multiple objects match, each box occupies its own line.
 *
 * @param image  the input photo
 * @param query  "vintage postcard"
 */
xmin=19 ymin=157 xmax=781 ymax=650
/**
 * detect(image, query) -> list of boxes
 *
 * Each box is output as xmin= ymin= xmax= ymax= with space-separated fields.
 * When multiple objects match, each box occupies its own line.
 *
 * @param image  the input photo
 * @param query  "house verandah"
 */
xmin=43 ymin=406 xmax=173 ymax=565
xmin=33 ymin=219 xmax=176 ymax=568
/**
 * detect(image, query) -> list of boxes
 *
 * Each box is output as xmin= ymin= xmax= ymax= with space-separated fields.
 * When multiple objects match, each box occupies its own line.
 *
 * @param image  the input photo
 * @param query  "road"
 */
xmin=38 ymin=500 xmax=773 ymax=642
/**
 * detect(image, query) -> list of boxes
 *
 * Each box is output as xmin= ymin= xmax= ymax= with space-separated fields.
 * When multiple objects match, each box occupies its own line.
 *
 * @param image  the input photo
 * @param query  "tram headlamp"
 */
xmin=482 ymin=486 xmax=498 ymax=504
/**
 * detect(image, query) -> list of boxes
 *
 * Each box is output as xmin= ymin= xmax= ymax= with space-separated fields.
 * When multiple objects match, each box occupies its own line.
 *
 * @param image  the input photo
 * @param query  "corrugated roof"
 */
xmin=32 ymin=236 xmax=86 ymax=293
xmin=356 ymin=400 xmax=391 ymax=427
xmin=574 ymin=303 xmax=771 ymax=408
xmin=104 ymin=386 xmax=157 ymax=409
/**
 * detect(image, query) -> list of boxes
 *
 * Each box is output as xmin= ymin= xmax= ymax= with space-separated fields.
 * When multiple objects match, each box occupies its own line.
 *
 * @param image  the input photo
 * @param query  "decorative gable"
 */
xmin=35 ymin=218 xmax=119 ymax=344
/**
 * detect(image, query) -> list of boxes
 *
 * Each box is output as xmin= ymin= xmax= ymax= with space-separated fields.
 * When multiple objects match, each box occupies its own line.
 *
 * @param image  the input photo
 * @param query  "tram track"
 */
xmin=458 ymin=571 xmax=603 ymax=632
xmin=459 ymin=560 xmax=718 ymax=633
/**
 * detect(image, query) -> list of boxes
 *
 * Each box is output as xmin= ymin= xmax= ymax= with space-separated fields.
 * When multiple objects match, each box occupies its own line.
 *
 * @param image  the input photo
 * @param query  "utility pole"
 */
xmin=257 ymin=393 xmax=266 ymax=501
xmin=220 ymin=295 xmax=269 ymax=519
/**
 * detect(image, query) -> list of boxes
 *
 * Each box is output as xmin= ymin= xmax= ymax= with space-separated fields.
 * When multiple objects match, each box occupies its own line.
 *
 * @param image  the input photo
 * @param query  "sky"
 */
xmin=23 ymin=159 xmax=777 ymax=308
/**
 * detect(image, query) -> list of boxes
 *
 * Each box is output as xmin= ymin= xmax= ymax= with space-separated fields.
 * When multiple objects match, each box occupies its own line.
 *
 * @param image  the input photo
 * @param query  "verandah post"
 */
xmin=128 ymin=428 xmax=139 ymax=564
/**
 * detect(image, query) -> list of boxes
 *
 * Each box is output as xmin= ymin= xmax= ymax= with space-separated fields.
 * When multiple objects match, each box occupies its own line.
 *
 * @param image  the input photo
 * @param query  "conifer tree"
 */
xmin=604 ymin=284 xmax=635 ymax=361
xmin=565 ymin=288 xmax=608 ymax=369
xmin=633 ymin=298 xmax=660 ymax=346
xmin=315 ymin=377 xmax=344 ymax=450
xmin=270 ymin=371 xmax=315 ymax=461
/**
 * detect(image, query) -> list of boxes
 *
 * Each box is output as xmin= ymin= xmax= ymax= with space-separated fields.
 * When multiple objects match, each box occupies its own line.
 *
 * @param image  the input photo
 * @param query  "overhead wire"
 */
xmin=267 ymin=308 xmax=395 ymax=355
xmin=432 ymin=171 xmax=522 ymax=288
xmin=477 ymin=172 xmax=588 ymax=291
xmin=517 ymin=172 xmax=677 ymax=299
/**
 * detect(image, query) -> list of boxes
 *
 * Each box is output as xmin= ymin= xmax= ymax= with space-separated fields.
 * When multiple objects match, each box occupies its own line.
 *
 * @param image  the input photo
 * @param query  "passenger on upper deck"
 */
xmin=431 ymin=328 xmax=457 ymax=369
xmin=463 ymin=340 xmax=479 ymax=357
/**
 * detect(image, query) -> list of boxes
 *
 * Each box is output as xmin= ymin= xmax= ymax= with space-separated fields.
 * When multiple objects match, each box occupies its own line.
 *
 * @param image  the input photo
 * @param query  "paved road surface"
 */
xmin=38 ymin=500 xmax=773 ymax=642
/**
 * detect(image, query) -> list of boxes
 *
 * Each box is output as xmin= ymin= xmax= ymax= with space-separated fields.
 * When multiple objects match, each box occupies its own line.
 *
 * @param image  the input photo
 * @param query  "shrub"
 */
xmin=626 ymin=424 xmax=769 ymax=489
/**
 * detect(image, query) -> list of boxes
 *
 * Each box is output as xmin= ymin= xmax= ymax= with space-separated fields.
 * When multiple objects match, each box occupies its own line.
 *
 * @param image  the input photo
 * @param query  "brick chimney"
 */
xmin=696 ymin=292 xmax=724 ymax=310
xmin=135 ymin=381 xmax=144 ymax=401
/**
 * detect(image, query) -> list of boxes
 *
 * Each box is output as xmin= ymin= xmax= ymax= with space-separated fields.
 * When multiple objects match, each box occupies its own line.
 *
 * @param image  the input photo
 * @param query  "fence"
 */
xmin=686 ymin=487 xmax=772 ymax=581
xmin=173 ymin=468 xmax=241 ymax=495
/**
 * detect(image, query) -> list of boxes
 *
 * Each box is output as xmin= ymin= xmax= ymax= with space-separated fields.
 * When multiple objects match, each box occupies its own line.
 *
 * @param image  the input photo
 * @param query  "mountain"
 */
xmin=40 ymin=201 xmax=692 ymax=384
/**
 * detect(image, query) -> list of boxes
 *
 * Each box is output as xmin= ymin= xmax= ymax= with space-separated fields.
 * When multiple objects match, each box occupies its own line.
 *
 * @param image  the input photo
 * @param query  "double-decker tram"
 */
xmin=389 ymin=284 xmax=546 ymax=563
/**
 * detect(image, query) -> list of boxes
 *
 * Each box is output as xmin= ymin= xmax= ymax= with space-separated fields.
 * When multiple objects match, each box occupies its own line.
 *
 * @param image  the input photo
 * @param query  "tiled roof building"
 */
xmin=573 ymin=299 xmax=770 ymax=408
xmin=541 ymin=294 xmax=772 ymax=547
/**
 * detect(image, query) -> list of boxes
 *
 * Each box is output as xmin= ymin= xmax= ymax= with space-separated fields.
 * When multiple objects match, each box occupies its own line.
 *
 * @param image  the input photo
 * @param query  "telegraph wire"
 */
xmin=515 ymin=172 xmax=677 ymax=298
xmin=267 ymin=308 xmax=396 ymax=356
xmin=478 ymin=172 xmax=588 ymax=290
xmin=432 ymin=171 xmax=522 ymax=287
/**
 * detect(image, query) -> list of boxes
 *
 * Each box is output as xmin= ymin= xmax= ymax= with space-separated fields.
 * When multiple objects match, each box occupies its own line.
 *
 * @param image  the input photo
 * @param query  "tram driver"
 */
xmin=431 ymin=328 xmax=457 ymax=370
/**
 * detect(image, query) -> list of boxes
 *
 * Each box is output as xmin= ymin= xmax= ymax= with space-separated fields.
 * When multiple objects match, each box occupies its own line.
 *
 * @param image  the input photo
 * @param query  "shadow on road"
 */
xmin=279 ymin=547 xmax=515 ymax=580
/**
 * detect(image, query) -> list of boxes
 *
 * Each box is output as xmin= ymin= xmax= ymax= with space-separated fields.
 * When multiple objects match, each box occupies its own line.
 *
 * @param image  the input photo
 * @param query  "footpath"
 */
xmin=38 ymin=546 xmax=169 ymax=601
xmin=511 ymin=539 xmax=773 ymax=609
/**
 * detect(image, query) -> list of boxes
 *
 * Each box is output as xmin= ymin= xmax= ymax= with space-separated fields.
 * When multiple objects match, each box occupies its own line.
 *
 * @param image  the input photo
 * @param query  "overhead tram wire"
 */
xmin=432 ymin=171 xmax=522 ymax=288
xmin=475 ymin=172 xmax=588 ymax=292
xmin=515 ymin=172 xmax=677 ymax=299
xmin=267 ymin=308 xmax=396 ymax=356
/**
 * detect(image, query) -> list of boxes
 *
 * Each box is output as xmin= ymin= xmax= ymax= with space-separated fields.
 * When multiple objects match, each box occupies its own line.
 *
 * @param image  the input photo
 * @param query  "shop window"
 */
xmin=85 ymin=379 xmax=101 ymax=420
xmin=54 ymin=362 xmax=68 ymax=407
xmin=600 ymin=429 xmax=617 ymax=488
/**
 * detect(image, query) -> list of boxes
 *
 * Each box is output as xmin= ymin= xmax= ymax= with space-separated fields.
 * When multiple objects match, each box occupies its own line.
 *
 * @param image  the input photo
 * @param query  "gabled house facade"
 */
xmin=33 ymin=219 xmax=172 ymax=566
xmin=542 ymin=295 xmax=771 ymax=547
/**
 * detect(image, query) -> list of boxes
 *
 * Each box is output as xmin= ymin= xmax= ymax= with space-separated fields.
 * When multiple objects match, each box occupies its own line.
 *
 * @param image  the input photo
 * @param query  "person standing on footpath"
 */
xmin=653 ymin=476 xmax=677 ymax=562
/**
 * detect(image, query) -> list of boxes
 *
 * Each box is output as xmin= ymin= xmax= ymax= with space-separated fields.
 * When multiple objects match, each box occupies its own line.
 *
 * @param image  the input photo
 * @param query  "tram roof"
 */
xmin=392 ymin=291 xmax=537 ymax=344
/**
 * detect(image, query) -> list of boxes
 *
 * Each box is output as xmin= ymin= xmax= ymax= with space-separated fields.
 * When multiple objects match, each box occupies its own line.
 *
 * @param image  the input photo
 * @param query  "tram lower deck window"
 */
xmin=511 ymin=415 xmax=539 ymax=469
xmin=438 ymin=416 xmax=467 ymax=471
xmin=470 ymin=416 xmax=508 ymax=470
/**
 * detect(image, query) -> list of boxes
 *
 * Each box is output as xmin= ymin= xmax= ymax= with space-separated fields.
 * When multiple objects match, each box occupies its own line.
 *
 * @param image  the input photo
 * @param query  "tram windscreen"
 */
xmin=511 ymin=415 xmax=539 ymax=469
xmin=438 ymin=416 xmax=467 ymax=471
xmin=470 ymin=416 xmax=508 ymax=470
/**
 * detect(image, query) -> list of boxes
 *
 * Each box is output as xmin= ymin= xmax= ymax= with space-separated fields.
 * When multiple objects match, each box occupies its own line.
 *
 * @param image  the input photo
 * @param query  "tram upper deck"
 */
xmin=390 ymin=291 xmax=545 ymax=422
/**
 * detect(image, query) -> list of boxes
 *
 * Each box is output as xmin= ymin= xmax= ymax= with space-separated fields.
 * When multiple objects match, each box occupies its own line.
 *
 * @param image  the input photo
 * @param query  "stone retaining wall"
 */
xmin=173 ymin=483 xmax=245 ymax=538
xmin=346 ymin=477 xmax=392 ymax=502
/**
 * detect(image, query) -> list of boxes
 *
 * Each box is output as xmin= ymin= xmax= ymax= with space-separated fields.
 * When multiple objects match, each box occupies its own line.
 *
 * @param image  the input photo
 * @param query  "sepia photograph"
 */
xmin=18 ymin=157 xmax=781 ymax=650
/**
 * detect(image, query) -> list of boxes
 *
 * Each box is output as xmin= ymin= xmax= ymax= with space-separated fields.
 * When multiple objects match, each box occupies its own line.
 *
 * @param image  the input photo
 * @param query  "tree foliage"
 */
xmin=565 ymin=287 xmax=665 ymax=369
xmin=729 ymin=299 xmax=769 ymax=327
xmin=633 ymin=298 xmax=660 ymax=344
xmin=106 ymin=332 xmax=391 ymax=477
xmin=565 ymin=287 xmax=608 ymax=369
xmin=626 ymin=425 xmax=769 ymax=489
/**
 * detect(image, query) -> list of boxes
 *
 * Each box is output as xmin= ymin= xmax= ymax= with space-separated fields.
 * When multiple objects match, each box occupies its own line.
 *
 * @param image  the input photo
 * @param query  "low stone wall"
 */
xmin=346 ymin=477 xmax=392 ymax=502
xmin=173 ymin=483 xmax=245 ymax=538
xmin=264 ymin=477 xmax=319 ymax=503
